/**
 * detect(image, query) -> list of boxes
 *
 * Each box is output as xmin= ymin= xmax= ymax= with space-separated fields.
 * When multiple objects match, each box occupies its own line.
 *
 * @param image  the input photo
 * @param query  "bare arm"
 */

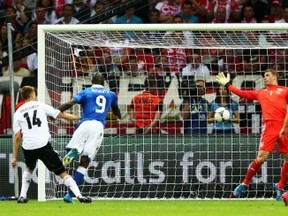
xmin=59 ymin=99 xmax=77 ymax=112
xmin=232 ymin=110 xmax=240 ymax=124
xmin=190 ymin=0 xmax=208 ymax=16
xmin=112 ymin=107 xmax=121 ymax=119
xmin=130 ymin=107 xmax=135 ymax=123
xmin=207 ymin=111 xmax=215 ymax=124
xmin=57 ymin=112 xmax=81 ymax=121
xmin=144 ymin=110 xmax=161 ymax=134
xmin=11 ymin=130 xmax=22 ymax=168
xmin=181 ymin=102 xmax=190 ymax=119
xmin=159 ymin=14 xmax=174 ymax=23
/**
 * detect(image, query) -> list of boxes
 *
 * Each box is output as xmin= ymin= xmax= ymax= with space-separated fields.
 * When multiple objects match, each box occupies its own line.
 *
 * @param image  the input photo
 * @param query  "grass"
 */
xmin=0 ymin=199 xmax=287 ymax=216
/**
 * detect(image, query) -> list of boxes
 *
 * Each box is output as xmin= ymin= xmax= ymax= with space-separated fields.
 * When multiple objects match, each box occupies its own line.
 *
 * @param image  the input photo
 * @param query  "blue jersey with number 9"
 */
xmin=73 ymin=84 xmax=119 ymax=127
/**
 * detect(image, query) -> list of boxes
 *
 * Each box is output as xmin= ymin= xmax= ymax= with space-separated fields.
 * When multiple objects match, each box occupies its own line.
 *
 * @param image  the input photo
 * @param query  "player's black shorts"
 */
xmin=22 ymin=142 xmax=66 ymax=175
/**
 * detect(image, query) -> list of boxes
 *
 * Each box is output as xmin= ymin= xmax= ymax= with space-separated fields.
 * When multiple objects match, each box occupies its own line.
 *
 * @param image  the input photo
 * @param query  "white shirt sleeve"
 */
xmin=13 ymin=112 xmax=21 ymax=134
xmin=41 ymin=103 xmax=61 ymax=119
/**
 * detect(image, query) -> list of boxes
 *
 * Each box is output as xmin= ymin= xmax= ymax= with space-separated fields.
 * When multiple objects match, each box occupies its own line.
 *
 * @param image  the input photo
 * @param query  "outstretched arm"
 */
xmin=59 ymin=99 xmax=77 ymax=112
xmin=216 ymin=72 xmax=258 ymax=101
xmin=57 ymin=112 xmax=81 ymax=121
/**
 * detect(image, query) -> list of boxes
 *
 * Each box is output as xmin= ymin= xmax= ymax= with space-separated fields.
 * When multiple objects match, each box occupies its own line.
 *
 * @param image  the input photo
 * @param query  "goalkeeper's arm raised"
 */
xmin=216 ymin=72 xmax=258 ymax=101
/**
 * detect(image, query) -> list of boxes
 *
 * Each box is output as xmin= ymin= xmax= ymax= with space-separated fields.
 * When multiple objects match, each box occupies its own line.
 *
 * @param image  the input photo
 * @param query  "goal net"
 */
xmin=37 ymin=23 xmax=288 ymax=200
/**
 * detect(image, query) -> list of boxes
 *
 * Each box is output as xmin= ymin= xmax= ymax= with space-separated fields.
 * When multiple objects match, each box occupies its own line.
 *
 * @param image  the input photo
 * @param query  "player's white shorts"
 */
xmin=66 ymin=120 xmax=104 ymax=159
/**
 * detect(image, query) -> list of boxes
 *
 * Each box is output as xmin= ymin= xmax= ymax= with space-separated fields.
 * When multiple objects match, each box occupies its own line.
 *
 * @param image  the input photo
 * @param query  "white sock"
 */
xmin=63 ymin=175 xmax=82 ymax=198
xmin=20 ymin=170 xmax=32 ymax=198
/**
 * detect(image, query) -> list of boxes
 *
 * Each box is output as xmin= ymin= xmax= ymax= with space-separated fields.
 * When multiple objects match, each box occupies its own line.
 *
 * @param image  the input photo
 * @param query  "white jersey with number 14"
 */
xmin=13 ymin=101 xmax=60 ymax=150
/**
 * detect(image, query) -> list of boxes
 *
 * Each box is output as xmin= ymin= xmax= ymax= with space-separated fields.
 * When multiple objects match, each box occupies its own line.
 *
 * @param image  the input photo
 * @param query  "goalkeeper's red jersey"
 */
xmin=228 ymin=84 xmax=288 ymax=122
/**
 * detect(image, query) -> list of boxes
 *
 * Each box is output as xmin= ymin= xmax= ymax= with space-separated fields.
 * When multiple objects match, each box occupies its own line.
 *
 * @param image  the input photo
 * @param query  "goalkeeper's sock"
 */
xmin=19 ymin=170 xmax=32 ymax=198
xmin=243 ymin=159 xmax=261 ymax=186
xmin=68 ymin=166 xmax=86 ymax=197
xmin=277 ymin=161 xmax=288 ymax=189
xmin=63 ymin=175 xmax=81 ymax=198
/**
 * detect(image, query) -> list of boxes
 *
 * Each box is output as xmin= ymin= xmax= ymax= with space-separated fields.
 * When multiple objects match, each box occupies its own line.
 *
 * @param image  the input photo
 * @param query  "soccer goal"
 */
xmin=37 ymin=23 xmax=288 ymax=201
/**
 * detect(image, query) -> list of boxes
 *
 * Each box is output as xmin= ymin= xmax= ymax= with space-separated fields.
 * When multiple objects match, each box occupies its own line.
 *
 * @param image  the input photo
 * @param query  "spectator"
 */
xmin=207 ymin=0 xmax=240 ymax=23
xmin=25 ymin=5 xmax=50 ymax=33
xmin=242 ymin=0 xmax=268 ymax=23
xmin=3 ymin=6 xmax=25 ymax=33
xmin=36 ymin=0 xmax=58 ymax=24
xmin=72 ymin=0 xmax=90 ymax=23
xmin=12 ymin=0 xmax=31 ymax=25
xmin=125 ymin=56 xmax=146 ymax=92
xmin=123 ymin=48 xmax=155 ymax=74
xmin=267 ymin=0 xmax=283 ymax=23
xmin=180 ymin=78 xmax=209 ymax=135
xmin=199 ymin=36 xmax=224 ymax=74
xmin=90 ymin=50 xmax=121 ymax=94
xmin=73 ymin=47 xmax=96 ymax=76
xmin=240 ymin=3 xmax=257 ymax=23
xmin=0 ymin=40 xmax=7 ymax=76
xmin=148 ymin=55 xmax=171 ymax=99
xmin=3 ymin=59 xmax=31 ymax=77
xmin=181 ymin=51 xmax=210 ymax=80
xmin=0 ymin=24 xmax=9 ymax=53
xmin=56 ymin=4 xmax=80 ymax=24
xmin=130 ymin=76 xmax=163 ymax=134
xmin=21 ymin=37 xmax=38 ymax=77
xmin=147 ymin=8 xmax=160 ymax=23
xmin=219 ymin=49 xmax=243 ymax=77
xmin=211 ymin=6 xmax=228 ymax=23
xmin=116 ymin=6 xmax=143 ymax=40
xmin=124 ymin=55 xmax=144 ymax=77
xmin=270 ymin=5 xmax=288 ymax=36
xmin=24 ymin=21 xmax=38 ymax=41
xmin=189 ymin=0 xmax=209 ymax=23
xmin=242 ymin=49 xmax=268 ymax=75
xmin=90 ymin=1 xmax=114 ymax=24
xmin=207 ymin=85 xmax=240 ymax=134
xmin=146 ymin=9 xmax=163 ymax=42
xmin=116 ymin=7 xmax=143 ymax=24
xmin=160 ymin=47 xmax=187 ymax=77
xmin=155 ymin=0 xmax=181 ymax=23
xmin=134 ymin=0 xmax=159 ymax=23
xmin=178 ymin=0 xmax=198 ymax=23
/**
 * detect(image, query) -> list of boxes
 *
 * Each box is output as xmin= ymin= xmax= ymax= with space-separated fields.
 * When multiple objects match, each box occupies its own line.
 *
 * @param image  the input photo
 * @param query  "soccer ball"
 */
xmin=214 ymin=107 xmax=230 ymax=123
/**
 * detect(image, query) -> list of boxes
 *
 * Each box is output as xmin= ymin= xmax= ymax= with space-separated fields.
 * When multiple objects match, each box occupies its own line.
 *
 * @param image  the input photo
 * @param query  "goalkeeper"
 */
xmin=216 ymin=69 xmax=288 ymax=202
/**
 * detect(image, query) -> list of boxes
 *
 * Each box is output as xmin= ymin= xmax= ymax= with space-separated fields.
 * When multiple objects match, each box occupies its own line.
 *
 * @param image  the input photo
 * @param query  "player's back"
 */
xmin=13 ymin=101 xmax=58 ymax=149
xmin=75 ymin=85 xmax=118 ymax=126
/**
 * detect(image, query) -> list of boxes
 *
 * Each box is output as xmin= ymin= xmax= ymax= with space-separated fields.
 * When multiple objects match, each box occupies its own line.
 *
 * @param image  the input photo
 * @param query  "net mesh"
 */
xmin=41 ymin=26 xmax=287 ymax=199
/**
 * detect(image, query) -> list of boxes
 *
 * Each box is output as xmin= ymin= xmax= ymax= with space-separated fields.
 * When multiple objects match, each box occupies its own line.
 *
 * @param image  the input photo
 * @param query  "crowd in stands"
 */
xmin=0 ymin=0 xmax=288 ymax=134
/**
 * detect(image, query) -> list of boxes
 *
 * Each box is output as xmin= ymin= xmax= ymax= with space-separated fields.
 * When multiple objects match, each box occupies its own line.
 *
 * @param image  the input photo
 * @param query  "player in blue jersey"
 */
xmin=59 ymin=73 xmax=121 ymax=203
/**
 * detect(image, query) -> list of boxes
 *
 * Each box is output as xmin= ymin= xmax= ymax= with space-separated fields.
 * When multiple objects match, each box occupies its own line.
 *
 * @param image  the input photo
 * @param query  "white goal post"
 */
xmin=37 ymin=23 xmax=288 ymax=201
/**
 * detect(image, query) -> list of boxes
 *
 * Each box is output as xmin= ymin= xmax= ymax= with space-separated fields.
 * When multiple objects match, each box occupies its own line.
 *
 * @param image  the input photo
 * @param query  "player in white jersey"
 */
xmin=11 ymin=86 xmax=92 ymax=203
xmin=59 ymin=73 xmax=121 ymax=203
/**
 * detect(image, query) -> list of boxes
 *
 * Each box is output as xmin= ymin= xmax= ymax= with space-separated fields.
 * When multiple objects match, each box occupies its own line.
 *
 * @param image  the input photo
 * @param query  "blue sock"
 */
xmin=68 ymin=171 xmax=84 ymax=197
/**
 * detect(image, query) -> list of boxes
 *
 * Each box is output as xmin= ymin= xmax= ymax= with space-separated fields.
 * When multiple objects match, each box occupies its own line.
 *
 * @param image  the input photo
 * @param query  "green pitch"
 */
xmin=0 ymin=200 xmax=286 ymax=216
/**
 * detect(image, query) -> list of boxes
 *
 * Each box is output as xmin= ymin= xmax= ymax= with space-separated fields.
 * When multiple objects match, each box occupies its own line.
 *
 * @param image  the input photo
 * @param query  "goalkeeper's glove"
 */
xmin=216 ymin=72 xmax=231 ymax=88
